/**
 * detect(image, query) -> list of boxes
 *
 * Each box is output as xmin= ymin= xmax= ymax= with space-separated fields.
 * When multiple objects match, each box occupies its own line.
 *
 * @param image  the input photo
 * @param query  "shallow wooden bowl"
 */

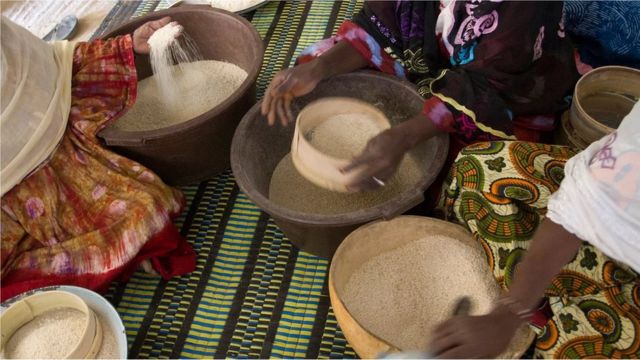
xmin=329 ymin=216 xmax=535 ymax=359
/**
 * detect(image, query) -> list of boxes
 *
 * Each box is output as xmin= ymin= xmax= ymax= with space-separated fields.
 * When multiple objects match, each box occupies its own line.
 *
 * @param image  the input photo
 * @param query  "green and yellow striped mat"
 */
xmin=99 ymin=1 xmax=362 ymax=358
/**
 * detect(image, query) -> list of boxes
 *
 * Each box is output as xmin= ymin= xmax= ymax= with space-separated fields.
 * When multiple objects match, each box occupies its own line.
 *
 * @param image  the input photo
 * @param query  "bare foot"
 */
xmin=140 ymin=259 xmax=160 ymax=276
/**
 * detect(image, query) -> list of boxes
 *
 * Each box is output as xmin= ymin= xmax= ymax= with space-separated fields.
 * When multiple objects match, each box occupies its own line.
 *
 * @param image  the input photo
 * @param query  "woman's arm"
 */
xmin=69 ymin=17 xmax=175 ymax=137
xmin=428 ymin=219 xmax=583 ymax=358
xmin=261 ymin=41 xmax=368 ymax=126
xmin=504 ymin=219 xmax=583 ymax=311
xmin=316 ymin=41 xmax=369 ymax=79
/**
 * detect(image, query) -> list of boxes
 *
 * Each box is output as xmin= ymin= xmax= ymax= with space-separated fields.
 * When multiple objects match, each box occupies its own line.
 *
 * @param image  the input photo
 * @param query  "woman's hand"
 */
xmin=429 ymin=310 xmax=522 ymax=359
xmin=341 ymin=127 xmax=412 ymax=191
xmin=132 ymin=16 xmax=175 ymax=55
xmin=341 ymin=113 xmax=441 ymax=192
xmin=261 ymin=60 xmax=325 ymax=126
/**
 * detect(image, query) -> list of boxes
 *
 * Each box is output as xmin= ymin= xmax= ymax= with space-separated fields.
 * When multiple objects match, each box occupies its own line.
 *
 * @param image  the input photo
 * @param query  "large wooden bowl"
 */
xmin=99 ymin=5 xmax=264 ymax=185
xmin=329 ymin=216 xmax=535 ymax=359
xmin=231 ymin=71 xmax=449 ymax=258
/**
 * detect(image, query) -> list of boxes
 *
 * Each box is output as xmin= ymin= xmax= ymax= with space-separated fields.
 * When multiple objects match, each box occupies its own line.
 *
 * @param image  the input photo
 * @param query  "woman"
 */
xmin=429 ymin=102 xmax=640 ymax=358
xmin=261 ymin=1 xmax=578 ymax=192
xmin=1 ymin=17 xmax=195 ymax=301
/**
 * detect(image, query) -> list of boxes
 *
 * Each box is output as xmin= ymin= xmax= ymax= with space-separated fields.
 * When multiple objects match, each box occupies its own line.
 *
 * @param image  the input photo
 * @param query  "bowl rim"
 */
xmin=230 ymin=71 xmax=449 ymax=226
xmin=98 ymin=5 xmax=264 ymax=142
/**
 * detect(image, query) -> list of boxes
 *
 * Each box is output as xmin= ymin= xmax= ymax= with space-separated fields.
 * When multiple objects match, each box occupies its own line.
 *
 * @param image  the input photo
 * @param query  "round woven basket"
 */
xmin=329 ymin=216 xmax=535 ymax=359
xmin=570 ymin=66 xmax=640 ymax=145
xmin=291 ymin=97 xmax=391 ymax=192
xmin=0 ymin=291 xmax=102 ymax=359
xmin=555 ymin=112 xmax=590 ymax=150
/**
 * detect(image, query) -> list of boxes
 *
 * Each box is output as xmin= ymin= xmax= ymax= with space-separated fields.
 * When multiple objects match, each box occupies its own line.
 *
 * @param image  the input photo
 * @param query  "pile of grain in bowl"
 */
xmin=1 ymin=307 xmax=120 ymax=359
xmin=269 ymin=154 xmax=422 ymax=215
xmin=341 ymin=236 xmax=530 ymax=354
xmin=112 ymin=22 xmax=248 ymax=132
xmin=113 ymin=60 xmax=248 ymax=131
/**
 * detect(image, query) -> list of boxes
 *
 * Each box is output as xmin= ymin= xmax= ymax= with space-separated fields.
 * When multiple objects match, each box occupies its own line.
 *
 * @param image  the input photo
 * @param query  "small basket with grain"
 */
xmin=0 ymin=291 xmax=102 ymax=359
xmin=1 ymin=286 xmax=128 ymax=359
xmin=291 ymin=97 xmax=391 ymax=193
xmin=568 ymin=66 xmax=640 ymax=147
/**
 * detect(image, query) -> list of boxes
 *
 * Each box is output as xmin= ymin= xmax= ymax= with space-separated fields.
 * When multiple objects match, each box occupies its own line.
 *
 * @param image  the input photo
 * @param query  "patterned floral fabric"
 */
xmin=0 ymin=36 xmax=196 ymax=301
xmin=439 ymin=141 xmax=640 ymax=358
xmin=299 ymin=1 xmax=579 ymax=143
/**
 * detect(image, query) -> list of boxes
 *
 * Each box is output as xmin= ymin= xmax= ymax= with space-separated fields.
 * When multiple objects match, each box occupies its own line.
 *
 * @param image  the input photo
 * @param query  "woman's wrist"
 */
xmin=311 ymin=56 xmax=330 ymax=81
xmin=492 ymin=303 xmax=529 ymax=329
xmin=395 ymin=113 xmax=441 ymax=149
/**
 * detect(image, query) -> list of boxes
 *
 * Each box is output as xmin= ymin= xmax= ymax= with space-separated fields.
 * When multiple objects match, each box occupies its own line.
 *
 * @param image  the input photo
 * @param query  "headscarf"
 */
xmin=1 ymin=17 xmax=76 ymax=196
xmin=547 ymin=101 xmax=640 ymax=273
xmin=564 ymin=1 xmax=640 ymax=69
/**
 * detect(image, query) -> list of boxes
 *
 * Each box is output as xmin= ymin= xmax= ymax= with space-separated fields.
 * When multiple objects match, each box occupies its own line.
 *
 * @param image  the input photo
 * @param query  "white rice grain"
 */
xmin=113 ymin=60 xmax=247 ymax=131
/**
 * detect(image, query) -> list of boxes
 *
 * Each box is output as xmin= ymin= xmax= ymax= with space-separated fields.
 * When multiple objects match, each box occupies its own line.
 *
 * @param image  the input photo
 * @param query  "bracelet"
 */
xmin=496 ymin=295 xmax=535 ymax=322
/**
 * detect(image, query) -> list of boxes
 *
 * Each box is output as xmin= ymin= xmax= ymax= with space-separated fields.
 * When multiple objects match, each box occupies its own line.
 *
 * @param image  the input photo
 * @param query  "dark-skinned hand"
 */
xmin=341 ymin=113 xmax=442 ymax=192
xmin=132 ymin=17 xmax=178 ymax=55
xmin=429 ymin=310 xmax=522 ymax=359
xmin=341 ymin=127 xmax=411 ymax=192
xmin=261 ymin=61 xmax=324 ymax=126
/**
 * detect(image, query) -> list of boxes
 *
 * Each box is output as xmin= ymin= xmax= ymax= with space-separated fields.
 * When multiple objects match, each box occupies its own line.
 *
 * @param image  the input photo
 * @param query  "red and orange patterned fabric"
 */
xmin=1 ymin=35 xmax=195 ymax=301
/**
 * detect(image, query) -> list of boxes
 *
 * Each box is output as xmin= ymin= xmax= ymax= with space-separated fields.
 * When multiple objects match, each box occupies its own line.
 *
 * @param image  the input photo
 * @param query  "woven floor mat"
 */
xmin=101 ymin=1 xmax=363 ymax=358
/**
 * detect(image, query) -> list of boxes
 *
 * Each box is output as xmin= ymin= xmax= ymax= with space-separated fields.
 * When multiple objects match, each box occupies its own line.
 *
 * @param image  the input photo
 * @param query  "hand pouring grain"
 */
xmin=378 ymin=297 xmax=472 ymax=359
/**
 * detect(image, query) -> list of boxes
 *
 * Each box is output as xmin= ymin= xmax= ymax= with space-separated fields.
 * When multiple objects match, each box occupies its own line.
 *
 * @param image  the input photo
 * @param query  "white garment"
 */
xmin=0 ymin=17 xmax=76 ymax=196
xmin=547 ymin=101 xmax=640 ymax=273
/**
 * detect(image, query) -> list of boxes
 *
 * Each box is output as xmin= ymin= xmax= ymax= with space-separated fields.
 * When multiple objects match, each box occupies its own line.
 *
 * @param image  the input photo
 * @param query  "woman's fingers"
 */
xmin=430 ymin=331 xmax=460 ymax=357
xmin=276 ymin=98 xmax=289 ymax=126
xmin=341 ymin=151 xmax=376 ymax=174
xmin=267 ymin=95 xmax=280 ymax=126
xmin=345 ymin=159 xmax=390 ymax=191
xmin=262 ymin=71 xmax=296 ymax=126
xmin=261 ymin=75 xmax=282 ymax=116
xmin=429 ymin=319 xmax=470 ymax=358
xmin=284 ymin=94 xmax=295 ymax=123
xmin=348 ymin=177 xmax=380 ymax=192
xmin=148 ymin=16 xmax=172 ymax=31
